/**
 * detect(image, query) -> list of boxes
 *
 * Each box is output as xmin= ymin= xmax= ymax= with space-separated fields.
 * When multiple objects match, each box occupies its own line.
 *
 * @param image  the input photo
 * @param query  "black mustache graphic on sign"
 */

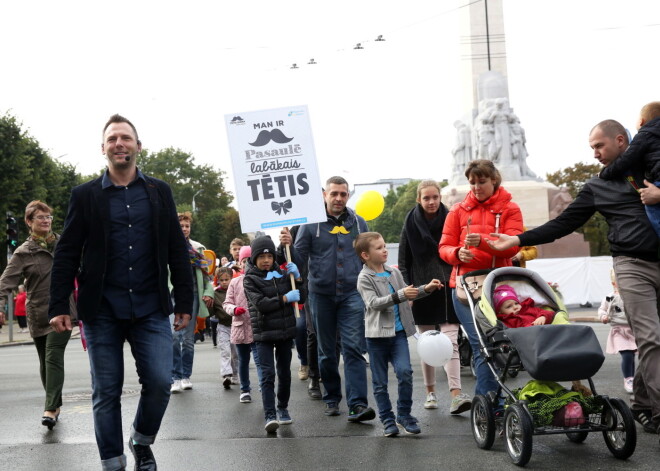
xmin=272 ymin=200 xmax=293 ymax=215
xmin=249 ymin=128 xmax=294 ymax=147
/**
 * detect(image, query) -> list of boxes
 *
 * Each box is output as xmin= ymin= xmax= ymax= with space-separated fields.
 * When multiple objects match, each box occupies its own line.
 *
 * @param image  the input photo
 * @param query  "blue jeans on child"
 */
xmin=366 ymin=330 xmax=413 ymax=423
xmin=235 ymin=342 xmax=263 ymax=392
xmin=452 ymin=289 xmax=499 ymax=397
xmin=172 ymin=294 xmax=199 ymax=380
xmin=255 ymin=339 xmax=293 ymax=419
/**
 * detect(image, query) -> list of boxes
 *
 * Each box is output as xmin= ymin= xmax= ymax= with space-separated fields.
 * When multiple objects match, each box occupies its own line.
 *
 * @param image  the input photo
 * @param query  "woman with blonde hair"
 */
xmin=0 ymin=200 xmax=75 ymax=429
xmin=399 ymin=180 xmax=470 ymax=414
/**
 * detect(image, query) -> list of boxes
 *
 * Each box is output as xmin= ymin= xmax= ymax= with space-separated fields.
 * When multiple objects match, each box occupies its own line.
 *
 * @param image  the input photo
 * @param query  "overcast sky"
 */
xmin=1 ymin=0 xmax=659 ymax=200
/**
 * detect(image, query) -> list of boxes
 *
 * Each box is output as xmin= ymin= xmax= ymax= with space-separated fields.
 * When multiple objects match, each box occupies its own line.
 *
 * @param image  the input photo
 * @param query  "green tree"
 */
xmin=138 ymin=147 xmax=245 ymax=256
xmin=0 ymin=112 xmax=83 ymax=272
xmin=545 ymin=163 xmax=610 ymax=256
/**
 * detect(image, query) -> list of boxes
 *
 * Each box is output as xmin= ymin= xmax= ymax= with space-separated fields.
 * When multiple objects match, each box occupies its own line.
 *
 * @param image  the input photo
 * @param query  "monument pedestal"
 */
xmin=442 ymin=180 xmax=590 ymax=258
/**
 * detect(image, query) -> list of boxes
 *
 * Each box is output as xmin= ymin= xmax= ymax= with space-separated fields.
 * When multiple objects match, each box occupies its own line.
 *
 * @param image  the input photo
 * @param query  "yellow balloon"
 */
xmin=355 ymin=191 xmax=385 ymax=221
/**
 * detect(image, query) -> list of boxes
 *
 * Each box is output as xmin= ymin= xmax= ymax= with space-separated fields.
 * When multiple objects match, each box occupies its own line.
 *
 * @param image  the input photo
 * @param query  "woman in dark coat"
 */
xmin=399 ymin=180 xmax=471 ymax=415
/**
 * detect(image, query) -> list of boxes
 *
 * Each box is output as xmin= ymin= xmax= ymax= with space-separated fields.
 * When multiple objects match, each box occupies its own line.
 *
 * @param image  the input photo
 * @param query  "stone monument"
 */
xmin=444 ymin=0 xmax=589 ymax=258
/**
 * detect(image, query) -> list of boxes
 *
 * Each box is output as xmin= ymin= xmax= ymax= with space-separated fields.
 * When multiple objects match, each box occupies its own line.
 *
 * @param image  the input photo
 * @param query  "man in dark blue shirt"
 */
xmin=49 ymin=114 xmax=193 ymax=471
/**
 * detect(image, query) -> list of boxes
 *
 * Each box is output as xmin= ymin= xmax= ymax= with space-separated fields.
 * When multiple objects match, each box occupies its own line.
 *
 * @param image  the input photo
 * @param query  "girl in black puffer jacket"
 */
xmin=243 ymin=236 xmax=306 ymax=433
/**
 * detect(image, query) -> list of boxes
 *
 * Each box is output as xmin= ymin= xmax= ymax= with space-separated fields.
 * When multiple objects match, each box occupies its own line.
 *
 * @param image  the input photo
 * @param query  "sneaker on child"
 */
xmin=624 ymin=377 xmax=634 ymax=394
xmin=324 ymin=402 xmax=340 ymax=416
xmin=170 ymin=380 xmax=182 ymax=394
xmin=264 ymin=416 xmax=279 ymax=433
xmin=396 ymin=415 xmax=421 ymax=434
xmin=424 ymin=392 xmax=438 ymax=409
xmin=277 ymin=408 xmax=292 ymax=424
xmin=239 ymin=392 xmax=252 ymax=403
xmin=181 ymin=378 xmax=193 ymax=390
xmin=383 ymin=421 xmax=399 ymax=437
xmin=450 ymin=393 xmax=472 ymax=415
xmin=347 ymin=405 xmax=376 ymax=422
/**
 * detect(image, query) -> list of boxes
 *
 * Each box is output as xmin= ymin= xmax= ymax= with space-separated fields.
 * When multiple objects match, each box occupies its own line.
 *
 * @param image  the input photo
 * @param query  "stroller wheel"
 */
xmin=470 ymin=395 xmax=495 ymax=449
xmin=565 ymin=431 xmax=588 ymax=443
xmin=602 ymin=397 xmax=636 ymax=460
xmin=504 ymin=404 xmax=533 ymax=466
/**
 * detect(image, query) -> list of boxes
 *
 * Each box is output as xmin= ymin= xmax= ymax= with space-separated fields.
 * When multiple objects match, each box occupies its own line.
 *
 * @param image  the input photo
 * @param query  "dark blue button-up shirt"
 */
xmin=101 ymin=169 xmax=161 ymax=319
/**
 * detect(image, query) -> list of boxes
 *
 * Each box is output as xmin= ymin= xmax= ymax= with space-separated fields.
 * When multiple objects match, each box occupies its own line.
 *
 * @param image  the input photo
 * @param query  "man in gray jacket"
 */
xmin=489 ymin=119 xmax=660 ymax=441
xmin=280 ymin=176 xmax=375 ymax=421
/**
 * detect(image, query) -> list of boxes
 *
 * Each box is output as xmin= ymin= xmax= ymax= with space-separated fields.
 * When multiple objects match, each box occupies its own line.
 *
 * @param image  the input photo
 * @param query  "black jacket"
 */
xmin=519 ymin=176 xmax=659 ymax=262
xmin=48 ymin=173 xmax=193 ymax=321
xmin=243 ymin=262 xmax=306 ymax=342
xmin=600 ymin=117 xmax=660 ymax=182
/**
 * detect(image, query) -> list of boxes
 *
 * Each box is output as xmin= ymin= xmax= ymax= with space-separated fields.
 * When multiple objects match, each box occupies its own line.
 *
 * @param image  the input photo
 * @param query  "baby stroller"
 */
xmin=460 ymin=266 xmax=636 ymax=466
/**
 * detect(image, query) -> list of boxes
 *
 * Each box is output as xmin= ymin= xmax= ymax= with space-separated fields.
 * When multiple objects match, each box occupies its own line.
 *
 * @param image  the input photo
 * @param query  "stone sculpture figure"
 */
xmin=451 ymin=120 xmax=472 ymax=183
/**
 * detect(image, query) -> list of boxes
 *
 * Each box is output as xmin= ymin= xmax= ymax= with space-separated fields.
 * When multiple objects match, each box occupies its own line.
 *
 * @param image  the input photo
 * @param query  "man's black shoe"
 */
xmin=308 ymin=378 xmax=322 ymax=400
xmin=632 ymin=408 xmax=657 ymax=434
xmin=347 ymin=405 xmax=376 ymax=422
xmin=129 ymin=440 xmax=157 ymax=471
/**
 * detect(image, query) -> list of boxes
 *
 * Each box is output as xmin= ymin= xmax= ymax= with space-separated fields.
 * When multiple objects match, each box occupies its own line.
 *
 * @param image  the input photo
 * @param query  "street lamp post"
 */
xmin=192 ymin=189 xmax=203 ymax=213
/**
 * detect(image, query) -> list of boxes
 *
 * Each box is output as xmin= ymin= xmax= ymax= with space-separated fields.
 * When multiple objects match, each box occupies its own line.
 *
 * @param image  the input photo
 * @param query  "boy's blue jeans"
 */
xmin=452 ymin=289 xmax=499 ymax=397
xmin=256 ymin=339 xmax=293 ymax=419
xmin=366 ymin=330 xmax=413 ymax=424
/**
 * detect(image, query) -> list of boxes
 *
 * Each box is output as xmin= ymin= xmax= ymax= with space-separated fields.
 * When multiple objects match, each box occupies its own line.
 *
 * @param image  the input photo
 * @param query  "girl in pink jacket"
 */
xmin=223 ymin=246 xmax=262 ymax=403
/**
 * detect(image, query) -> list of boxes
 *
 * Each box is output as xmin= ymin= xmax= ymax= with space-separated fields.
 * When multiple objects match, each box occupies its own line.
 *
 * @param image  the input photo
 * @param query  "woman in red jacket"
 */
xmin=439 ymin=160 xmax=523 ymax=398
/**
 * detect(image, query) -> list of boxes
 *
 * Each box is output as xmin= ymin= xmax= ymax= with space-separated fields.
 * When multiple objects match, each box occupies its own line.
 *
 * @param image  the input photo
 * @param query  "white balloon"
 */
xmin=417 ymin=330 xmax=453 ymax=367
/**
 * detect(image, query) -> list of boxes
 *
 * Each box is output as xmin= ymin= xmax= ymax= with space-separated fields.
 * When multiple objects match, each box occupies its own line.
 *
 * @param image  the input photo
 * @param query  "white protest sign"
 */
xmin=225 ymin=105 xmax=326 ymax=233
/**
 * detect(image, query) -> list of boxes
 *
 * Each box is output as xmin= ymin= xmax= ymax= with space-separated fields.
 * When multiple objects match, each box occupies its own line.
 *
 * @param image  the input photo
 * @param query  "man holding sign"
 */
xmin=281 ymin=176 xmax=375 ymax=421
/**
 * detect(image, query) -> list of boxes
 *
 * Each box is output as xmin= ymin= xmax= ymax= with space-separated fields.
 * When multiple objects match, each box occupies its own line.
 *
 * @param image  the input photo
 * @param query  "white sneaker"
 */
xmin=239 ymin=392 xmax=252 ymax=403
xmin=181 ymin=378 xmax=193 ymax=390
xmin=171 ymin=380 xmax=182 ymax=393
xmin=450 ymin=393 xmax=472 ymax=415
xmin=424 ymin=392 xmax=438 ymax=409
xmin=231 ymin=376 xmax=240 ymax=385
xmin=624 ymin=377 xmax=634 ymax=394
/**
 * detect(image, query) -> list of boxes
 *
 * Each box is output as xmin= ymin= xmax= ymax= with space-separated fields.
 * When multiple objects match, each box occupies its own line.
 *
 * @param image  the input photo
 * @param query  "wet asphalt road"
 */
xmin=1 ymin=322 xmax=658 ymax=471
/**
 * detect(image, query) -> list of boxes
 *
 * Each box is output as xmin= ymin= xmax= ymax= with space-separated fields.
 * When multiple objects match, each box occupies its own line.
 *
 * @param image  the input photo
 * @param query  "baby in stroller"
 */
xmin=493 ymin=284 xmax=555 ymax=328
xmin=464 ymin=267 xmax=636 ymax=466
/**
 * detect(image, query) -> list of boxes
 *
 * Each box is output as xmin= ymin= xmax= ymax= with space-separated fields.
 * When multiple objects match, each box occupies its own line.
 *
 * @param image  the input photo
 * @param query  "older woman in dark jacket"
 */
xmin=0 ymin=200 xmax=75 ymax=429
xmin=399 ymin=180 xmax=471 ymax=415
xmin=243 ymin=236 xmax=306 ymax=433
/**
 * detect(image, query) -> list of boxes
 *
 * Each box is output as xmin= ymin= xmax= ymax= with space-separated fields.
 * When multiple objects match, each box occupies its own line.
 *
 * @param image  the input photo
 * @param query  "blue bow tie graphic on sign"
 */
xmin=264 ymin=271 xmax=284 ymax=280
xmin=271 ymin=200 xmax=292 ymax=215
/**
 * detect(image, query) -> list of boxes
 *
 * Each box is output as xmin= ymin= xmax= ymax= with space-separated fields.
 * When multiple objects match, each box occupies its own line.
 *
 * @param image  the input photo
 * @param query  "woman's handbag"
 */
xmin=456 ymin=273 xmax=487 ymax=305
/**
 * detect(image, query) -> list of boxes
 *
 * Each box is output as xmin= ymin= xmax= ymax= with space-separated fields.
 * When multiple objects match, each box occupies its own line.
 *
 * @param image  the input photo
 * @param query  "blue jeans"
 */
xmin=255 ymin=339 xmax=293 ymax=419
xmin=172 ymin=294 xmax=199 ymax=380
xmin=308 ymin=291 xmax=369 ymax=409
xmin=235 ymin=342 xmax=263 ymax=392
xmin=295 ymin=308 xmax=308 ymax=366
xmin=84 ymin=310 xmax=172 ymax=470
xmin=366 ymin=330 xmax=413 ymax=423
xmin=452 ymin=289 xmax=498 ymax=397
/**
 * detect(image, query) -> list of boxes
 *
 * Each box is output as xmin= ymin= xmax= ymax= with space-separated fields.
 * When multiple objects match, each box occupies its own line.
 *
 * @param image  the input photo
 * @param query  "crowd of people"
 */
xmin=1 ymin=106 xmax=659 ymax=470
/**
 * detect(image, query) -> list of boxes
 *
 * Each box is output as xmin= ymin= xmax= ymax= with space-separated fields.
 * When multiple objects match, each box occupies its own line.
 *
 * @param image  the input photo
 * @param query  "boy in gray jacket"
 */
xmin=355 ymin=232 xmax=441 ymax=437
